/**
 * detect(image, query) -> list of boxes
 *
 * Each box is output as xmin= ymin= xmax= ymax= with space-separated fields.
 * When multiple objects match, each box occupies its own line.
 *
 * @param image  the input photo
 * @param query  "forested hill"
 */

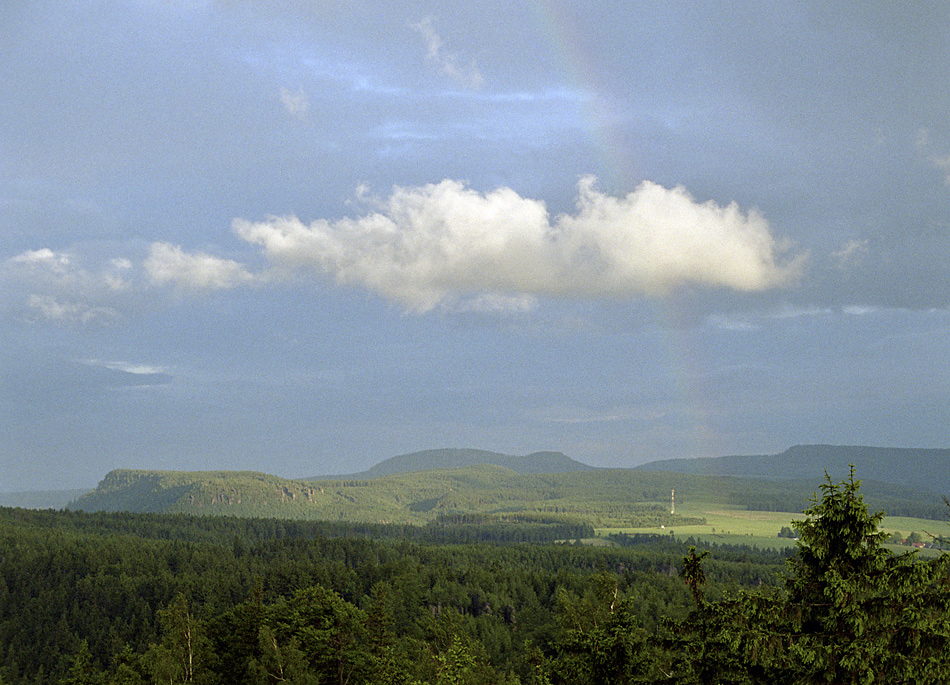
xmin=67 ymin=465 xmax=690 ymax=524
xmin=313 ymin=447 xmax=596 ymax=479
xmin=636 ymin=444 xmax=950 ymax=495
xmin=68 ymin=461 xmax=950 ymax=522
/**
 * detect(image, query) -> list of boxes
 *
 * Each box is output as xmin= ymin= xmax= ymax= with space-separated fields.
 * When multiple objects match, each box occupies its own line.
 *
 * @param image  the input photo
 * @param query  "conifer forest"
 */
xmin=1 ymin=471 xmax=948 ymax=684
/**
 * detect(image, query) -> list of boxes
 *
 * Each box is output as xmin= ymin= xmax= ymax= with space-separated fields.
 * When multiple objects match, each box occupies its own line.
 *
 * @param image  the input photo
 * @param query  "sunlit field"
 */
xmin=600 ymin=502 xmax=950 ymax=554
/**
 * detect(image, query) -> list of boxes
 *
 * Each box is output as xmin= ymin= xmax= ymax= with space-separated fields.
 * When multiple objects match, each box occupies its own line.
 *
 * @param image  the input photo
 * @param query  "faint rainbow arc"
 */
xmin=529 ymin=0 xmax=720 ymax=462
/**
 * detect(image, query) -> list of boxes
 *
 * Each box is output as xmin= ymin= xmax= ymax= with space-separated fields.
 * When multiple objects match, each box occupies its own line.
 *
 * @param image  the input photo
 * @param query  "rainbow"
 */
xmin=528 ymin=0 xmax=643 ymax=192
xmin=529 ymin=0 xmax=721 ymax=462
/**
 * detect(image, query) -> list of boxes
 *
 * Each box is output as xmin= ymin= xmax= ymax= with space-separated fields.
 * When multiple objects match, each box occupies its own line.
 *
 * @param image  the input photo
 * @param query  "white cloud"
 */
xmin=81 ymin=359 xmax=171 ymax=382
xmin=26 ymin=295 xmax=118 ymax=325
xmin=234 ymin=177 xmax=802 ymax=313
xmin=410 ymin=16 xmax=483 ymax=89
xmin=767 ymin=304 xmax=833 ymax=319
xmin=144 ymin=242 xmax=256 ymax=290
xmin=708 ymin=305 xmax=833 ymax=331
xmin=7 ymin=248 xmax=130 ymax=292
xmin=11 ymin=248 xmax=71 ymax=272
xmin=843 ymin=305 xmax=877 ymax=316
xmin=832 ymin=238 xmax=869 ymax=270
xmin=279 ymin=86 xmax=309 ymax=119
xmin=5 ymin=243 xmax=257 ymax=323
xmin=707 ymin=314 xmax=759 ymax=331
xmin=4 ymin=247 xmax=132 ymax=324
xmin=454 ymin=293 xmax=538 ymax=314
xmin=95 ymin=360 xmax=168 ymax=375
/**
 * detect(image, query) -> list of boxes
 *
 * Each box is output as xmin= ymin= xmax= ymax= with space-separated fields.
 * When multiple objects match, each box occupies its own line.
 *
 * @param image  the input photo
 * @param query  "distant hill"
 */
xmin=312 ymin=448 xmax=597 ymax=479
xmin=636 ymin=444 xmax=950 ymax=496
xmin=68 ymin=450 xmax=950 ymax=524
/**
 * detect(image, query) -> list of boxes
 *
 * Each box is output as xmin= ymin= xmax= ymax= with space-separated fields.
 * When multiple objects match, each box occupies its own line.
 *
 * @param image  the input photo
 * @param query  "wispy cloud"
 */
xmin=5 ymin=248 xmax=130 ymax=324
xmin=916 ymin=128 xmax=950 ymax=186
xmin=25 ymin=295 xmax=119 ymax=326
xmin=843 ymin=305 xmax=877 ymax=316
xmin=7 ymin=248 xmax=129 ymax=291
xmin=144 ymin=242 xmax=257 ymax=291
xmin=90 ymin=360 xmax=168 ymax=376
xmin=832 ymin=238 xmax=869 ymax=270
xmin=410 ymin=16 xmax=483 ymax=89
xmin=279 ymin=86 xmax=309 ymax=119
xmin=931 ymin=155 xmax=950 ymax=186
xmin=11 ymin=248 xmax=72 ymax=273
xmin=708 ymin=305 xmax=833 ymax=331
xmin=234 ymin=177 xmax=803 ymax=313
xmin=80 ymin=359 xmax=172 ymax=386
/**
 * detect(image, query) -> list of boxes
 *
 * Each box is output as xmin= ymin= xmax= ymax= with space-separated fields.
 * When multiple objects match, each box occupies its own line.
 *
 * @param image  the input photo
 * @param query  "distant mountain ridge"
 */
xmin=65 ymin=445 xmax=950 ymax=522
xmin=636 ymin=444 xmax=950 ymax=496
xmin=311 ymin=448 xmax=596 ymax=479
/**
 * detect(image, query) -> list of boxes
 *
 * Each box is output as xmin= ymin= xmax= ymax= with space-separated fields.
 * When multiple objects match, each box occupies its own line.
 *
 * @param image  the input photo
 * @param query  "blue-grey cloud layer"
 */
xmin=2 ymin=1 xmax=949 ymax=490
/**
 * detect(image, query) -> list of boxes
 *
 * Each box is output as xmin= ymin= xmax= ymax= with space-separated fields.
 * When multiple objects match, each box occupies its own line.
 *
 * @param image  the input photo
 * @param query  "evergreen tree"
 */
xmin=59 ymin=641 xmax=104 ymax=685
xmin=667 ymin=467 xmax=950 ymax=684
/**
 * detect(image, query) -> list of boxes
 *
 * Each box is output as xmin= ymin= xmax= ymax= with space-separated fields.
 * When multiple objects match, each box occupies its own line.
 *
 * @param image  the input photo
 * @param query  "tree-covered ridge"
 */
xmin=69 ymin=466 xmax=705 ymax=527
xmin=320 ymin=448 xmax=597 ymax=479
xmin=637 ymin=443 xmax=950 ymax=496
xmin=68 ymin=462 xmax=948 ymax=525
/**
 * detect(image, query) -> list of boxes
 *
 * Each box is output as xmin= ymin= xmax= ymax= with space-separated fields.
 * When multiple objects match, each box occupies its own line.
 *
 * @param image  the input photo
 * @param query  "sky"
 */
xmin=2 ymin=1 xmax=950 ymax=491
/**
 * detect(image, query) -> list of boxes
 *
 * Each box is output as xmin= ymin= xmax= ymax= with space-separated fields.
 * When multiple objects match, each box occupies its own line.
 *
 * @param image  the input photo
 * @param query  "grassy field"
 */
xmin=600 ymin=502 xmax=950 ymax=554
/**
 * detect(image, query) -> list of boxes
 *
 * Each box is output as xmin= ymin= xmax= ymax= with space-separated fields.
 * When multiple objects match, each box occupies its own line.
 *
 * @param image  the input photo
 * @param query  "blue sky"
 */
xmin=2 ymin=1 xmax=950 ymax=490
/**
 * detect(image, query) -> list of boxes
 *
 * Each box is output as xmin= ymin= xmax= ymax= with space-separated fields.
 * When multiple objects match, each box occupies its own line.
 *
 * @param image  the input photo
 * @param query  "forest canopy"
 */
xmin=0 ymin=469 xmax=946 ymax=684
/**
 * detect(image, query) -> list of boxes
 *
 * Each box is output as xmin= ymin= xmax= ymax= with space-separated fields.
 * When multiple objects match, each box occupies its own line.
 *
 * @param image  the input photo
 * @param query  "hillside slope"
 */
xmin=67 ymin=459 xmax=949 ymax=524
xmin=636 ymin=444 xmax=950 ymax=496
xmin=313 ymin=448 xmax=596 ymax=479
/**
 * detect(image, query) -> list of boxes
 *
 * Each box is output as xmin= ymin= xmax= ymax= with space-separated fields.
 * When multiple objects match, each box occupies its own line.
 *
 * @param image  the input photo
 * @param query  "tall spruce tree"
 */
xmin=785 ymin=467 xmax=950 ymax=683
xmin=668 ymin=467 xmax=950 ymax=684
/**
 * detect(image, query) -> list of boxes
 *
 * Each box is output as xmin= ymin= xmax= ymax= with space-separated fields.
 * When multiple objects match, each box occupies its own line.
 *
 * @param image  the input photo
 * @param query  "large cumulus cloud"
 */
xmin=233 ymin=177 xmax=803 ymax=312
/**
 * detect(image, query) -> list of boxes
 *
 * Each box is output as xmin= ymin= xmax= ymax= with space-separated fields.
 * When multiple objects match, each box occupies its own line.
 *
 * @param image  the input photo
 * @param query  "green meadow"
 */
xmin=70 ymin=455 xmax=950 ymax=556
xmin=604 ymin=502 xmax=950 ymax=554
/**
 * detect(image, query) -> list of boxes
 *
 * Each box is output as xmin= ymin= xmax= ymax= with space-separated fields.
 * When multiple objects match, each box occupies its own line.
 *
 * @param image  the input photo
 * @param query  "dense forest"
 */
xmin=1 ymin=471 xmax=948 ymax=683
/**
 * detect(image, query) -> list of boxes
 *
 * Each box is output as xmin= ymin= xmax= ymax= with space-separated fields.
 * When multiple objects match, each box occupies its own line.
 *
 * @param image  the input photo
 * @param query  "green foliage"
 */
xmin=679 ymin=548 xmax=709 ymax=605
xmin=76 ymin=464 xmax=943 ymax=528
xmin=781 ymin=467 xmax=950 ymax=683
xmin=268 ymin=586 xmax=372 ymax=685
xmin=546 ymin=573 xmax=657 ymax=684
xmin=350 ymin=448 xmax=593 ymax=479
xmin=665 ymin=467 xmax=950 ymax=684
xmin=0 ymin=503 xmax=709 ymax=683
xmin=59 ymin=641 xmax=103 ymax=685
xmin=144 ymin=593 xmax=216 ymax=684
xmin=4 ymin=466 xmax=950 ymax=684
xmin=638 ymin=444 xmax=950 ymax=504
